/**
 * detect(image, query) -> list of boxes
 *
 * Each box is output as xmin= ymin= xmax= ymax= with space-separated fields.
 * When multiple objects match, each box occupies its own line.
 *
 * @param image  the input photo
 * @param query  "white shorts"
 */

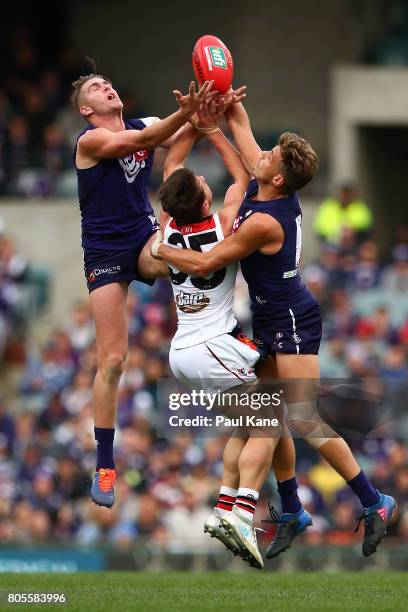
xmin=169 ymin=333 xmax=259 ymax=394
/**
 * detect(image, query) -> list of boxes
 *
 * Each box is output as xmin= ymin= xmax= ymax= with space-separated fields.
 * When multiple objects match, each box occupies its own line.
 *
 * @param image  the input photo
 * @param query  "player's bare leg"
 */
xmin=222 ymin=435 xmax=245 ymax=490
xmin=319 ymin=439 xmax=360 ymax=480
xmin=207 ymin=408 xmax=280 ymax=568
xmin=256 ymin=354 xmax=305 ymax=551
xmin=276 ymin=354 xmax=366 ymax=481
xmin=89 ymin=282 xmax=128 ymax=508
xmin=220 ymin=431 xmax=279 ymax=570
xmin=274 ymin=353 xmax=396 ymax=557
xmin=238 ymin=435 xmax=277 ymax=491
xmin=205 ymin=435 xmax=245 ymax=556
xmin=273 ymin=433 xmax=296 ymax=482
xmin=218 ymin=399 xmax=281 ymax=571
xmin=257 ymin=355 xmax=297 ymax=482
xmin=91 ymin=282 xmax=128 ymax=427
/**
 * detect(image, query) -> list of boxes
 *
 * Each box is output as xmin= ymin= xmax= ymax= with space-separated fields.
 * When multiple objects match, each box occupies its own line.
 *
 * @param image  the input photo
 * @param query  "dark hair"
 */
xmin=158 ymin=168 xmax=205 ymax=226
xmin=278 ymin=132 xmax=319 ymax=194
xmin=71 ymin=73 xmax=111 ymax=112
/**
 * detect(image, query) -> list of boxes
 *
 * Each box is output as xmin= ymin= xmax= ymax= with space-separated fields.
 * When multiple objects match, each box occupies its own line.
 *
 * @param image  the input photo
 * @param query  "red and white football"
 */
xmin=192 ymin=35 xmax=233 ymax=94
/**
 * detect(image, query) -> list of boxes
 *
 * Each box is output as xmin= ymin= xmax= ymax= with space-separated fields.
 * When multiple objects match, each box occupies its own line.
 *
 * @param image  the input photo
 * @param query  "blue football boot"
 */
xmin=355 ymin=492 xmax=397 ymax=557
xmin=90 ymin=468 xmax=116 ymax=508
xmin=264 ymin=503 xmax=313 ymax=559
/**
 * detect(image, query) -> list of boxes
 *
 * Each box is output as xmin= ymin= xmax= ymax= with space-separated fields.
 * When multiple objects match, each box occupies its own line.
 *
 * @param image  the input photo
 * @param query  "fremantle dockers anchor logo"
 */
xmin=175 ymin=290 xmax=210 ymax=313
xmin=119 ymin=150 xmax=149 ymax=183
xmin=232 ymin=209 xmax=252 ymax=234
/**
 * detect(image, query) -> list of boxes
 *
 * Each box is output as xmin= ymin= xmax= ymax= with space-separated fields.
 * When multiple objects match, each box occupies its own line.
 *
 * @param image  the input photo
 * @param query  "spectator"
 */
xmin=42 ymin=122 xmax=70 ymax=179
xmin=381 ymin=244 xmax=408 ymax=293
xmin=326 ymin=501 xmax=360 ymax=546
xmin=0 ymin=395 xmax=15 ymax=454
xmin=64 ymin=301 xmax=95 ymax=354
xmin=314 ymin=184 xmax=373 ymax=245
xmin=4 ymin=117 xmax=31 ymax=193
xmin=23 ymin=87 xmax=53 ymax=157
xmin=164 ymin=486 xmax=217 ymax=552
xmin=352 ymin=241 xmax=381 ymax=290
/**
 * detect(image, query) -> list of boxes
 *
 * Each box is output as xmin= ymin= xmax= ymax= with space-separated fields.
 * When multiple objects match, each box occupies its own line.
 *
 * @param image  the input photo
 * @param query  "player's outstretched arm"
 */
xmin=163 ymin=124 xmax=200 ymax=181
xmin=225 ymin=102 xmax=261 ymax=175
xmin=207 ymin=129 xmax=249 ymax=188
xmin=159 ymin=123 xmax=200 ymax=230
xmin=207 ymin=129 xmax=250 ymax=233
xmin=195 ymin=97 xmax=249 ymax=222
xmin=155 ymin=213 xmax=282 ymax=275
xmin=78 ymin=81 xmax=213 ymax=161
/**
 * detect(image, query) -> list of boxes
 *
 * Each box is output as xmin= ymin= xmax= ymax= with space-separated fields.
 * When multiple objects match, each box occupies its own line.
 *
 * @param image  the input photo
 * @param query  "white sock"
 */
xmin=215 ymin=485 xmax=238 ymax=517
xmin=234 ymin=487 xmax=259 ymax=523
xmin=220 ymin=486 xmax=238 ymax=497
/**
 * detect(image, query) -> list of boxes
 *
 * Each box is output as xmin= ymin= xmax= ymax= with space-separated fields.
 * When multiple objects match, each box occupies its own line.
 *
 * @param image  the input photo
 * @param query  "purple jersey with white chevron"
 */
xmin=75 ymin=118 xmax=159 ymax=250
xmin=233 ymin=179 xmax=317 ymax=316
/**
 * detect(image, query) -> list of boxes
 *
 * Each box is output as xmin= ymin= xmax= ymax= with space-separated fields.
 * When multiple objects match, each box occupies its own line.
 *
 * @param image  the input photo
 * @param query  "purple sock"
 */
xmin=94 ymin=427 xmax=115 ymax=470
xmin=277 ymin=477 xmax=302 ymax=514
xmin=347 ymin=470 xmax=379 ymax=508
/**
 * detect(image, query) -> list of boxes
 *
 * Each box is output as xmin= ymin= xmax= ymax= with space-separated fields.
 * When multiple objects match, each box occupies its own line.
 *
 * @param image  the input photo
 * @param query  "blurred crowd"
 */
xmin=0 ymin=223 xmax=50 ymax=362
xmin=0 ymin=209 xmax=407 ymax=553
xmin=311 ymin=188 xmax=408 ymax=381
xmin=0 ymin=24 xmax=81 ymax=197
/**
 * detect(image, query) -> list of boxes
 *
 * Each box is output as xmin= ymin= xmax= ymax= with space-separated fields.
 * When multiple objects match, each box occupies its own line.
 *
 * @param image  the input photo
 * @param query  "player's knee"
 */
xmin=287 ymin=418 xmax=316 ymax=437
xmin=287 ymin=416 xmax=336 ymax=446
xmin=100 ymin=351 xmax=127 ymax=383
xmin=286 ymin=400 xmax=319 ymax=437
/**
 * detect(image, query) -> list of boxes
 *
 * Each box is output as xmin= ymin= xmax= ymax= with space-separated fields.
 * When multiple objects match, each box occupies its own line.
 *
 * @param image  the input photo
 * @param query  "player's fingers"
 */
xmin=173 ymin=90 xmax=182 ymax=102
xmin=232 ymin=85 xmax=247 ymax=103
xmin=198 ymin=80 xmax=214 ymax=99
xmin=234 ymin=85 xmax=247 ymax=96
xmin=189 ymin=81 xmax=196 ymax=96
xmin=196 ymin=81 xmax=207 ymax=98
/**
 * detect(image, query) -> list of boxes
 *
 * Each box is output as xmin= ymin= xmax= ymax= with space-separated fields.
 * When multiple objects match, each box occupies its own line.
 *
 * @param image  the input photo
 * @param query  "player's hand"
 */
xmin=220 ymin=85 xmax=247 ymax=111
xmin=173 ymin=80 xmax=214 ymax=118
xmin=196 ymin=96 xmax=223 ymax=130
xmin=151 ymin=230 xmax=164 ymax=259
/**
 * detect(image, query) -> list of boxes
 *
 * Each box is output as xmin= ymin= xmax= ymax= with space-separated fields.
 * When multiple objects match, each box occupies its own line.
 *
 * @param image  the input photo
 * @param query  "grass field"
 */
xmin=1 ymin=572 xmax=407 ymax=612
